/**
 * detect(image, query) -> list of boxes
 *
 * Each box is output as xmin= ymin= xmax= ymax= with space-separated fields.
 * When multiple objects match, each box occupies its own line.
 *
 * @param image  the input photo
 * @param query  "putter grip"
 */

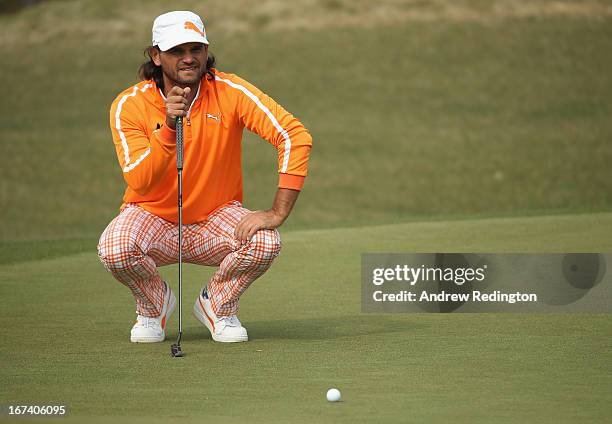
xmin=176 ymin=117 xmax=184 ymax=170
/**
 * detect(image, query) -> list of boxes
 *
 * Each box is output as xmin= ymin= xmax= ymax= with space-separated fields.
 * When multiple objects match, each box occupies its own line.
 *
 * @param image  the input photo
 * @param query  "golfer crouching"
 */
xmin=97 ymin=11 xmax=312 ymax=343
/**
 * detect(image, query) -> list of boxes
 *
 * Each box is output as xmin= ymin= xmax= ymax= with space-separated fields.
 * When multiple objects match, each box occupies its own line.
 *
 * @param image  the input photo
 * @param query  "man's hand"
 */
xmin=165 ymin=86 xmax=191 ymax=130
xmin=234 ymin=210 xmax=285 ymax=245
xmin=234 ymin=187 xmax=300 ymax=244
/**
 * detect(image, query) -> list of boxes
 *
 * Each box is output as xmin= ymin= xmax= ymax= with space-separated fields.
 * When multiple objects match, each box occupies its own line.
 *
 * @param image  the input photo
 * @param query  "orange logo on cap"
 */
xmin=184 ymin=21 xmax=205 ymax=37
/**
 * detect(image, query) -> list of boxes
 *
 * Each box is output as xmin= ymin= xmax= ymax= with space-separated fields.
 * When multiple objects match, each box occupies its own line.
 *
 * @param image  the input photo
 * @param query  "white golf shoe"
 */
xmin=193 ymin=289 xmax=248 ymax=342
xmin=130 ymin=282 xmax=175 ymax=343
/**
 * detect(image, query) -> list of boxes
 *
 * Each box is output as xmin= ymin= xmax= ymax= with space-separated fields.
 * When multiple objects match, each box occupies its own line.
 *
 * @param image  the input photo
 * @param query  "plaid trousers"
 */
xmin=97 ymin=201 xmax=281 ymax=317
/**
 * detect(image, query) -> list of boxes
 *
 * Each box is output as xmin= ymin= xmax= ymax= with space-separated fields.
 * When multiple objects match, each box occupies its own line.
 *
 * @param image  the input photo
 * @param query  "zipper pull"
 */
xmin=186 ymin=117 xmax=191 ymax=126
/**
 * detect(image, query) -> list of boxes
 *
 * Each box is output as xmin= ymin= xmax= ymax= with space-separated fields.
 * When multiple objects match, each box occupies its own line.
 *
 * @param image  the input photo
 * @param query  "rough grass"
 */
xmin=2 ymin=0 xmax=612 ymax=46
xmin=1 ymin=215 xmax=611 ymax=423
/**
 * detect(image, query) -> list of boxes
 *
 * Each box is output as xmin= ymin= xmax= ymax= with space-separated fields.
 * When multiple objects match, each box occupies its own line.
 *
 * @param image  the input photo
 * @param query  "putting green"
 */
xmin=1 ymin=213 xmax=611 ymax=423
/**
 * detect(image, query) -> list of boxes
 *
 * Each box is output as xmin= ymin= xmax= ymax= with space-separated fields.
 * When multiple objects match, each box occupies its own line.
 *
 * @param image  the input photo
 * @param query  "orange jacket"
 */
xmin=109 ymin=69 xmax=312 ymax=224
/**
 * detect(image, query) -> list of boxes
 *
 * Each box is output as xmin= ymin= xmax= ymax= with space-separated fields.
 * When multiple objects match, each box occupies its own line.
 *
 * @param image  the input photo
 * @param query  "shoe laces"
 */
xmin=218 ymin=315 xmax=241 ymax=328
xmin=136 ymin=316 xmax=160 ymax=329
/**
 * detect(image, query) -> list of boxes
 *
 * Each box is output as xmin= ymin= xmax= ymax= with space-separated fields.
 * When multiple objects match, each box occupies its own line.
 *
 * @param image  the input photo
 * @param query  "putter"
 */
xmin=170 ymin=116 xmax=184 ymax=358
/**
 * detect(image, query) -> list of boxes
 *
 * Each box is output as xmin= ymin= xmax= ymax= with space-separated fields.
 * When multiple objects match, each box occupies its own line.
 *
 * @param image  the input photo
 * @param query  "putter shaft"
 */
xmin=172 ymin=116 xmax=184 ymax=356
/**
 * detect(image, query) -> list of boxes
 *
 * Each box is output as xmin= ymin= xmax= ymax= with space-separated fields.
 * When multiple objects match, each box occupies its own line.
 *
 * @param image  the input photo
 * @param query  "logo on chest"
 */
xmin=206 ymin=113 xmax=221 ymax=123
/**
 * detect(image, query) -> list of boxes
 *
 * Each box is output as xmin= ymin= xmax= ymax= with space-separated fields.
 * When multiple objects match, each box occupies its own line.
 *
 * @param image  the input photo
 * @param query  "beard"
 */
xmin=163 ymin=62 xmax=206 ymax=86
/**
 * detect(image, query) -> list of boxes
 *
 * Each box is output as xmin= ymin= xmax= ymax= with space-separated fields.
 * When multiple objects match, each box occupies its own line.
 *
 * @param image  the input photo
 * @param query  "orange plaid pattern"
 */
xmin=97 ymin=201 xmax=281 ymax=317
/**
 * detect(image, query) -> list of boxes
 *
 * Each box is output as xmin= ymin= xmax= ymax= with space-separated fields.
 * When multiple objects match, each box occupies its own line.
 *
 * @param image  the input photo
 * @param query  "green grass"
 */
xmin=1 ymin=214 xmax=612 ymax=423
xmin=1 ymin=1 xmax=611 ymax=422
xmin=1 ymin=1 xmax=612 ymax=241
xmin=0 ymin=238 xmax=97 ymax=265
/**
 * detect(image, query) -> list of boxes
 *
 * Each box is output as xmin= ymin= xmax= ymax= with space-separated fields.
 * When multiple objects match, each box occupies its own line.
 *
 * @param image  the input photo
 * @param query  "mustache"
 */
xmin=178 ymin=62 xmax=201 ymax=69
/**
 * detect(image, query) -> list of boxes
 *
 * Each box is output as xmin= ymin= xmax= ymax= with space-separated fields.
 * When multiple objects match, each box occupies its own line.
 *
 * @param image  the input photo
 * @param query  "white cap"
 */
xmin=152 ymin=11 xmax=209 ymax=51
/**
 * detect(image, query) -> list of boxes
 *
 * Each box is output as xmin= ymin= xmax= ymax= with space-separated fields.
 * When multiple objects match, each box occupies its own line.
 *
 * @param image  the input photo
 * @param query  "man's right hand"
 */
xmin=165 ymin=86 xmax=191 ymax=130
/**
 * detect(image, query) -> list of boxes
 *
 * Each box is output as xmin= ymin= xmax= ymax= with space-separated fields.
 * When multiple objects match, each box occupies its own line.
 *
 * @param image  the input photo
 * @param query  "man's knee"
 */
xmin=250 ymin=229 xmax=281 ymax=262
xmin=97 ymin=230 xmax=139 ymax=273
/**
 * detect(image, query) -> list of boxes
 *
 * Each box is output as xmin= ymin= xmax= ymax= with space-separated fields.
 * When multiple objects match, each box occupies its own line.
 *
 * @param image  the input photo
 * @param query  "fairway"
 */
xmin=2 ymin=1 xmax=612 ymax=240
xmin=2 ymin=214 xmax=611 ymax=423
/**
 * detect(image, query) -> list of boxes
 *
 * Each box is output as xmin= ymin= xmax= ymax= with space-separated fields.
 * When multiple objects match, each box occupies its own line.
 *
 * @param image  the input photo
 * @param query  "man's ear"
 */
xmin=150 ymin=47 xmax=162 ymax=66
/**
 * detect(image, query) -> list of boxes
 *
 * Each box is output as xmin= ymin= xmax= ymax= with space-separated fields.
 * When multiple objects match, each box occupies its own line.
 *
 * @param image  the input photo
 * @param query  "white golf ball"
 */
xmin=326 ymin=388 xmax=341 ymax=402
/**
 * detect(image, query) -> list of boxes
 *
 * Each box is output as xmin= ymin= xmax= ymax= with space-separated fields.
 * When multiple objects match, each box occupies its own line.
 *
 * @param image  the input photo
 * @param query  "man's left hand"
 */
xmin=234 ymin=210 xmax=284 ymax=245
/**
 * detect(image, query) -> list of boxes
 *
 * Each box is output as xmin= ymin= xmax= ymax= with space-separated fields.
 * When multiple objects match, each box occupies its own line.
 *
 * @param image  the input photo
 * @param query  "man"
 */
xmin=97 ymin=11 xmax=312 ymax=344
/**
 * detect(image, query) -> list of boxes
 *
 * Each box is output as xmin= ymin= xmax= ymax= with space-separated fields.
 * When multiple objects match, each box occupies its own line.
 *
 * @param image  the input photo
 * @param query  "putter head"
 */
xmin=170 ymin=343 xmax=184 ymax=357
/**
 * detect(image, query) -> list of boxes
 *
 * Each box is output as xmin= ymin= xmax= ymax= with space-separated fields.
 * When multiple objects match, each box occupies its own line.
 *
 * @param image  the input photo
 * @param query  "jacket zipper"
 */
xmin=185 ymin=86 xmax=200 ymax=127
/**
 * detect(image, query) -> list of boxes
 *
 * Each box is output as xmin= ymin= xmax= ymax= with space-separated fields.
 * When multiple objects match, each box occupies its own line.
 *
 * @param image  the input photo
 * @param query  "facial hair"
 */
xmin=163 ymin=61 xmax=206 ymax=87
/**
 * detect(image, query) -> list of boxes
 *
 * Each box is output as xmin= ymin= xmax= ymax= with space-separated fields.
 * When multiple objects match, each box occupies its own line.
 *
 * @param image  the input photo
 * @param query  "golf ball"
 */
xmin=326 ymin=388 xmax=341 ymax=402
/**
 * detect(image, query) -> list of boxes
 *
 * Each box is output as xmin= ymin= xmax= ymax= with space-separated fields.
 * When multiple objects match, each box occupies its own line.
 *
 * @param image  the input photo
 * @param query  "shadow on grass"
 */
xmin=180 ymin=314 xmax=421 ymax=342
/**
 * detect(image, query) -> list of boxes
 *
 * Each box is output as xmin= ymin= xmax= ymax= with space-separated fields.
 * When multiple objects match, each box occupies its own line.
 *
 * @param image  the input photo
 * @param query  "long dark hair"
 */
xmin=138 ymin=46 xmax=216 ymax=89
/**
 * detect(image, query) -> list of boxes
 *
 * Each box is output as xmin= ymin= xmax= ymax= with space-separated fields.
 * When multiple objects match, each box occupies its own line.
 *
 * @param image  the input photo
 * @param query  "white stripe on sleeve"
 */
xmin=214 ymin=75 xmax=291 ymax=172
xmin=114 ymin=83 xmax=153 ymax=173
